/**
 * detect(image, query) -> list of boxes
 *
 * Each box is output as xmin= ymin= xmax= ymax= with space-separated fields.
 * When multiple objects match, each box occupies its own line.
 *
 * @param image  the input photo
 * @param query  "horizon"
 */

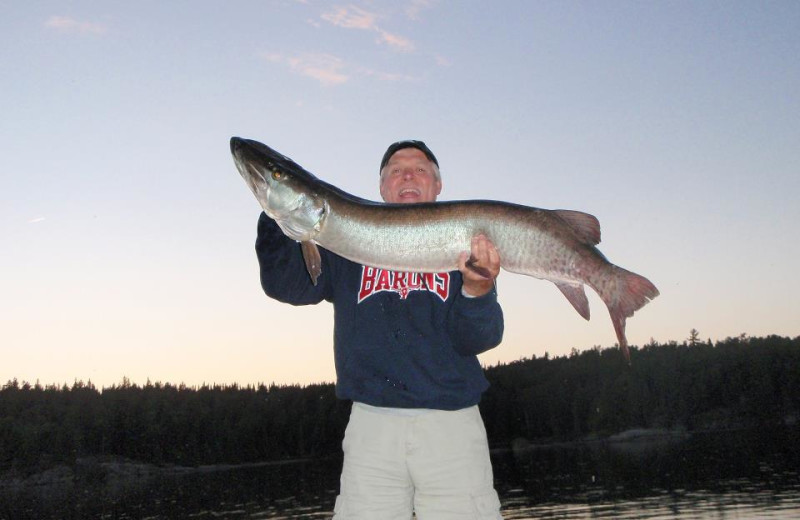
xmin=4 ymin=331 xmax=791 ymax=391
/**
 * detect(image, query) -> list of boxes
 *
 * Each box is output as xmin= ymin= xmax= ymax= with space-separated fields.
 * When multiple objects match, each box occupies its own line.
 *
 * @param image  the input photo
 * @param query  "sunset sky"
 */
xmin=2 ymin=1 xmax=798 ymax=389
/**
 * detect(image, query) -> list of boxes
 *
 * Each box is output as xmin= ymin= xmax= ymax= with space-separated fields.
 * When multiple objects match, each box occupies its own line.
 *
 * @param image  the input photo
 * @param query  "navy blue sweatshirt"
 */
xmin=255 ymin=212 xmax=504 ymax=410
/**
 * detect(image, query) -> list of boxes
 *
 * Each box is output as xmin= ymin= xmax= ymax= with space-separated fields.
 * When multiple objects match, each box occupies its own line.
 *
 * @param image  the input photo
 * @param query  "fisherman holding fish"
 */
xmin=253 ymin=140 xmax=506 ymax=519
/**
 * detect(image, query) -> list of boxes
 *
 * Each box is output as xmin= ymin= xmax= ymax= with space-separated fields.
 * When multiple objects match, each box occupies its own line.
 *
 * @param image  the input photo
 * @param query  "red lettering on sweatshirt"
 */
xmin=358 ymin=267 xmax=450 ymax=303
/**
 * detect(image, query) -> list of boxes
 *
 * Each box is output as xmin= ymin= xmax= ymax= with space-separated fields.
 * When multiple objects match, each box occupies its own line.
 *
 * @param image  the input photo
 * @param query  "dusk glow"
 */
xmin=2 ymin=2 xmax=798 ymax=389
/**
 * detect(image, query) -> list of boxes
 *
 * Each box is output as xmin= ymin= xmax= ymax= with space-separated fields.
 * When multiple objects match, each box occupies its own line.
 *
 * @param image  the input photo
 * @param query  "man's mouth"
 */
xmin=398 ymin=188 xmax=421 ymax=199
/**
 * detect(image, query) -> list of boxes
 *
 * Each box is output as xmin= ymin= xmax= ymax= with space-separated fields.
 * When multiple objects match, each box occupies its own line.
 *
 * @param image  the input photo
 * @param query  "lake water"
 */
xmin=2 ymin=427 xmax=799 ymax=519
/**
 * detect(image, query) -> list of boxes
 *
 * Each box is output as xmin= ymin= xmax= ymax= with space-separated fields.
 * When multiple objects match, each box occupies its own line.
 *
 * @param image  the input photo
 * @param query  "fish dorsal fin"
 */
xmin=554 ymin=210 xmax=601 ymax=245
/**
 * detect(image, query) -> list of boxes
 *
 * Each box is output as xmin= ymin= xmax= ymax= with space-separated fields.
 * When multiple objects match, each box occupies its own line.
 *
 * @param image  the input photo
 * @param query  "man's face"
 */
xmin=379 ymin=147 xmax=442 ymax=204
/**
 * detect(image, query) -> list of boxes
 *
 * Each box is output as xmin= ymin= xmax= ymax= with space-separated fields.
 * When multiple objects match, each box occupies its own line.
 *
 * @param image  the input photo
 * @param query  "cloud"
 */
xmin=44 ymin=15 xmax=107 ymax=35
xmin=28 ymin=217 xmax=46 ymax=224
xmin=377 ymin=30 xmax=414 ymax=52
xmin=320 ymin=5 xmax=414 ymax=52
xmin=290 ymin=54 xmax=349 ymax=86
xmin=321 ymin=5 xmax=377 ymax=30
xmin=405 ymin=0 xmax=437 ymax=20
xmin=261 ymin=51 xmax=416 ymax=86
xmin=263 ymin=52 xmax=349 ymax=86
xmin=359 ymin=68 xmax=417 ymax=83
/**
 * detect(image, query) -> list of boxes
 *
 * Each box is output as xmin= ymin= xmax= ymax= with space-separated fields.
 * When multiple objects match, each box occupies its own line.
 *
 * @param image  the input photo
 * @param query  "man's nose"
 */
xmin=402 ymin=167 xmax=415 ymax=179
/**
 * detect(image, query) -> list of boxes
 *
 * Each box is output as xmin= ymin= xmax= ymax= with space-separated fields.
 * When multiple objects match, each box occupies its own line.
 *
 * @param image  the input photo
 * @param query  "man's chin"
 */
xmin=395 ymin=193 xmax=422 ymax=203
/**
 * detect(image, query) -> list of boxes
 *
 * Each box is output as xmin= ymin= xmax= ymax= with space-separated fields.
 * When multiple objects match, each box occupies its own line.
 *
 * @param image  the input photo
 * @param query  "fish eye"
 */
xmin=271 ymin=170 xmax=283 ymax=180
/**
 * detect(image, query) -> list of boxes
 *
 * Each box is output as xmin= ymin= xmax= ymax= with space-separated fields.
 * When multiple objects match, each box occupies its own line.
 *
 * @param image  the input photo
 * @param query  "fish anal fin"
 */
xmin=554 ymin=210 xmax=601 ymax=245
xmin=555 ymin=282 xmax=590 ymax=321
xmin=301 ymin=241 xmax=322 ymax=286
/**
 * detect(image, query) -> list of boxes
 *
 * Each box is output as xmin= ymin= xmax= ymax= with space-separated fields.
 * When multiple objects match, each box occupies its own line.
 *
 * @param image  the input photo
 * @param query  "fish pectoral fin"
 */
xmin=555 ymin=282 xmax=591 ymax=321
xmin=301 ymin=241 xmax=322 ymax=286
xmin=553 ymin=210 xmax=601 ymax=245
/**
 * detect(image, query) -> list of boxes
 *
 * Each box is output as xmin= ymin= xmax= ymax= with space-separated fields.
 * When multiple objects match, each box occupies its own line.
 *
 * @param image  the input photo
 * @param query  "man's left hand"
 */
xmin=458 ymin=234 xmax=501 ymax=297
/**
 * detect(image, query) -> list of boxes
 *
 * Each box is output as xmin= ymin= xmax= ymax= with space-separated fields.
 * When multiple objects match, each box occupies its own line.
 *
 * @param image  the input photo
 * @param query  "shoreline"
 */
xmin=4 ymin=423 xmax=797 ymax=492
xmin=0 ymin=455 xmax=320 ymax=492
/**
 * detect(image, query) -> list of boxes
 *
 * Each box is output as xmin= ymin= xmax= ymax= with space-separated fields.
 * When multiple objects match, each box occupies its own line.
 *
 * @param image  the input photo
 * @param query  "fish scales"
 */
xmin=322 ymin=200 xmax=579 ymax=278
xmin=230 ymin=137 xmax=659 ymax=362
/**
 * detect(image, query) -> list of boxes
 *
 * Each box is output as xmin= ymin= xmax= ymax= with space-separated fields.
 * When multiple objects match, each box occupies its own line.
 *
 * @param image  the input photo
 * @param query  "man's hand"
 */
xmin=458 ymin=234 xmax=501 ymax=297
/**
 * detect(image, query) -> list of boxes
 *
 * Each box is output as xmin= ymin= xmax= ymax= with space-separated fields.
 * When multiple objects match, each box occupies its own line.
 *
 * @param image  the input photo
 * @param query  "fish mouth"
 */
xmin=230 ymin=137 xmax=254 ymax=163
xmin=233 ymin=155 xmax=265 ymax=188
xmin=231 ymin=137 xmax=269 ymax=186
xmin=230 ymin=136 xmax=243 ymax=154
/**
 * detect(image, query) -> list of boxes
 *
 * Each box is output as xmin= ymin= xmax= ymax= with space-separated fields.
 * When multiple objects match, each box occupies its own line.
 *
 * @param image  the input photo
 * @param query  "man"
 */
xmin=255 ymin=140 xmax=505 ymax=519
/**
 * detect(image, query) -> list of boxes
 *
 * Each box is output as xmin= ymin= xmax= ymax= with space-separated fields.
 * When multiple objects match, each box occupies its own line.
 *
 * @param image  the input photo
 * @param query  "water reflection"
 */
xmin=495 ymin=426 xmax=800 ymax=519
xmin=1 ymin=427 xmax=798 ymax=519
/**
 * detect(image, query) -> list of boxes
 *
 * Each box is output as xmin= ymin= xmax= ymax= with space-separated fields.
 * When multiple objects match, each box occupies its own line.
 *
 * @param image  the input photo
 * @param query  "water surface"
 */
xmin=2 ymin=427 xmax=798 ymax=519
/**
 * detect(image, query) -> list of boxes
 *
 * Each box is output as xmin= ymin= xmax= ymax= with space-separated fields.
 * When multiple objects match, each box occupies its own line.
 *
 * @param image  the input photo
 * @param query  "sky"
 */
xmin=2 ymin=1 xmax=798 ymax=390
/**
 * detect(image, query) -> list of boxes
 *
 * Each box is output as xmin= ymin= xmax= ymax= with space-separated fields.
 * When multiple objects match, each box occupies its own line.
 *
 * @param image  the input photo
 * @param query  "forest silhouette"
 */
xmin=2 ymin=334 xmax=798 ymax=474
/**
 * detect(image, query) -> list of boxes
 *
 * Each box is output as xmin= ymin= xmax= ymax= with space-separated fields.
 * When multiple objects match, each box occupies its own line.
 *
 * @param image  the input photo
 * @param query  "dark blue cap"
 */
xmin=380 ymin=140 xmax=439 ymax=173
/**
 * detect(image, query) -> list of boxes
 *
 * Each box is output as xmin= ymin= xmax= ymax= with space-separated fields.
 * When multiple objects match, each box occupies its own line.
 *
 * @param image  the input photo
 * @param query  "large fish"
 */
xmin=231 ymin=137 xmax=658 ymax=362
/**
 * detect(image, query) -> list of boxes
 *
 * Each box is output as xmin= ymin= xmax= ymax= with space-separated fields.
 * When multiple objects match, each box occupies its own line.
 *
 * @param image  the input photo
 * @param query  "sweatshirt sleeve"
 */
xmin=447 ymin=281 xmax=504 ymax=356
xmin=255 ymin=212 xmax=332 ymax=305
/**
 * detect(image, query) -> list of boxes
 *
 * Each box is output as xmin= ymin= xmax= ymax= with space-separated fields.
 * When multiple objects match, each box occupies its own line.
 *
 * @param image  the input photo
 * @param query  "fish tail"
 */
xmin=600 ymin=267 xmax=659 ymax=363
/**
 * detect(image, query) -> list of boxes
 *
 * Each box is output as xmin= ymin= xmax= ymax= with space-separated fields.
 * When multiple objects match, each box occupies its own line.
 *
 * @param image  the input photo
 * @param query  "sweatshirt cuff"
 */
xmin=461 ymin=283 xmax=497 ymax=299
xmin=460 ymin=285 xmax=497 ymax=301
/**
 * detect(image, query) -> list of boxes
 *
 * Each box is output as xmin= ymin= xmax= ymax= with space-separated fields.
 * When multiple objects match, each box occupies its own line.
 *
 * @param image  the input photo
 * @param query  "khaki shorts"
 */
xmin=333 ymin=403 xmax=503 ymax=520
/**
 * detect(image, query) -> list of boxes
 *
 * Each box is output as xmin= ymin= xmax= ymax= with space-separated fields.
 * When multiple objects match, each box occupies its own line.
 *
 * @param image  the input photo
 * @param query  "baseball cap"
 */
xmin=379 ymin=140 xmax=439 ymax=173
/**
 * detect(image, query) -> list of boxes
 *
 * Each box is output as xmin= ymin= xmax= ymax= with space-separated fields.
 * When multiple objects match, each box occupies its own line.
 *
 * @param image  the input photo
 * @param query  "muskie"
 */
xmin=231 ymin=137 xmax=659 ymax=362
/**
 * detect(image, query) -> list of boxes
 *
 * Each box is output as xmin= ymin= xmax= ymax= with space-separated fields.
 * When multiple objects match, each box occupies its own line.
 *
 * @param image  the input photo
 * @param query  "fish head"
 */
xmin=230 ymin=137 xmax=327 ymax=241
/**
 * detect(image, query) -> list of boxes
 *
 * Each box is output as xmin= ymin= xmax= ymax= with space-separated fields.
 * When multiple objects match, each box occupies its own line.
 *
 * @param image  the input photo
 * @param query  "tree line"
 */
xmin=480 ymin=334 xmax=799 ymax=444
xmin=1 ymin=334 xmax=798 ymax=473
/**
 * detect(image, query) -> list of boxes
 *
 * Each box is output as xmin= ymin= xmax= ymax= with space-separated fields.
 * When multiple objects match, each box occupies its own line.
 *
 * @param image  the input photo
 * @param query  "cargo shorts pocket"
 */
xmin=470 ymin=489 xmax=503 ymax=519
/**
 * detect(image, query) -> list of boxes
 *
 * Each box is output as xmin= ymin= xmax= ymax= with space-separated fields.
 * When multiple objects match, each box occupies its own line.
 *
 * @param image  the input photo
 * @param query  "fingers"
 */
xmin=468 ymin=234 xmax=500 ymax=278
xmin=459 ymin=234 xmax=501 ymax=297
xmin=457 ymin=250 xmax=470 ymax=271
xmin=465 ymin=254 xmax=492 ymax=279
